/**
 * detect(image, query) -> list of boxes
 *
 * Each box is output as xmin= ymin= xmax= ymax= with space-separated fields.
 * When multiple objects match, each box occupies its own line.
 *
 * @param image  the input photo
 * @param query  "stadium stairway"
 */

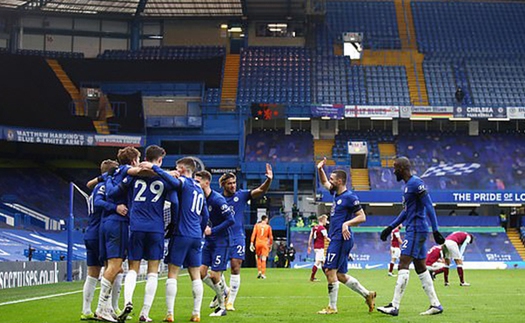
xmin=508 ymin=228 xmax=525 ymax=260
xmin=220 ymin=54 xmax=240 ymax=111
xmin=357 ymin=50 xmax=428 ymax=105
xmin=314 ymin=139 xmax=336 ymax=165
xmin=46 ymin=59 xmax=85 ymax=115
xmin=351 ymin=168 xmax=370 ymax=191
xmin=378 ymin=143 xmax=396 ymax=167
xmin=394 ymin=0 xmax=418 ymax=50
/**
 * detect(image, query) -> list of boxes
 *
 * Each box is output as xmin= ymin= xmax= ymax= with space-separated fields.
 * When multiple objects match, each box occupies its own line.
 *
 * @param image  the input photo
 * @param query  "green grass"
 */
xmin=1 ymin=269 xmax=524 ymax=323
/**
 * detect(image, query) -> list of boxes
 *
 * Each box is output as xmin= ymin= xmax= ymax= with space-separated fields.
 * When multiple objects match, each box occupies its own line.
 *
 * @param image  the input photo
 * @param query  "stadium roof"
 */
xmin=0 ymin=0 xmax=307 ymax=19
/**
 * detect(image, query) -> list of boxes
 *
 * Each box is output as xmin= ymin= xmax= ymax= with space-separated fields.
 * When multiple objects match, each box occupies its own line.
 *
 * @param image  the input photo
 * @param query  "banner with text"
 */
xmin=400 ymin=106 xmax=454 ymax=119
xmin=345 ymin=105 xmax=400 ymax=118
xmin=0 ymin=261 xmax=87 ymax=289
xmin=453 ymin=107 xmax=507 ymax=119
xmin=1 ymin=126 xmax=144 ymax=147
xmin=319 ymin=190 xmax=525 ymax=204
xmin=311 ymin=104 xmax=345 ymax=119
xmin=507 ymin=107 xmax=525 ymax=119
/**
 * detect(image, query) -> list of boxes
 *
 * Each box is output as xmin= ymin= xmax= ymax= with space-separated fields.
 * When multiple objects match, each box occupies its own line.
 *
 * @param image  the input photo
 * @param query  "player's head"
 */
xmin=329 ymin=169 xmax=347 ymax=189
xmin=195 ymin=170 xmax=212 ymax=189
xmin=176 ymin=157 xmax=197 ymax=176
xmin=261 ymin=215 xmax=268 ymax=223
xmin=117 ymin=146 xmax=141 ymax=166
xmin=219 ymin=172 xmax=237 ymax=195
xmin=393 ymin=156 xmax=412 ymax=182
xmin=100 ymin=159 xmax=119 ymax=174
xmin=145 ymin=145 xmax=166 ymax=166
xmin=318 ymin=214 xmax=328 ymax=225
xmin=468 ymin=233 xmax=475 ymax=244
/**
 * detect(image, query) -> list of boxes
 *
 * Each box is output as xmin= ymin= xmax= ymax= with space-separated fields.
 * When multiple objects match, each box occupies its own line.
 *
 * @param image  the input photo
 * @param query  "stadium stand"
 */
xmin=0 ymin=53 xmax=95 ymax=131
xmin=412 ymin=1 xmax=525 ymax=53
xmin=237 ymin=46 xmax=312 ymax=105
xmin=97 ymin=46 xmax=225 ymax=60
xmin=244 ymin=130 xmax=313 ymax=162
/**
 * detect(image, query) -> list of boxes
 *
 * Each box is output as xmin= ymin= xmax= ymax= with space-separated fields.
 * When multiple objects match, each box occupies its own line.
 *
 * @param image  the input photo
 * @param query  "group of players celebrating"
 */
xmin=82 ymin=145 xmax=273 ymax=322
xmin=83 ymin=147 xmax=473 ymax=321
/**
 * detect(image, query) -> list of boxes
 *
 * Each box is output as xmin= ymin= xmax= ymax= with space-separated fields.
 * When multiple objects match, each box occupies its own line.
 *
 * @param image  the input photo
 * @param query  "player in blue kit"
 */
xmin=316 ymin=158 xmax=376 ymax=315
xmin=106 ymin=145 xmax=171 ymax=322
xmin=141 ymin=157 xmax=209 ymax=323
xmin=82 ymin=159 xmax=121 ymax=320
xmin=195 ymin=170 xmax=235 ymax=317
xmin=377 ymin=157 xmax=445 ymax=316
xmin=94 ymin=147 xmax=140 ymax=322
xmin=217 ymin=163 xmax=272 ymax=311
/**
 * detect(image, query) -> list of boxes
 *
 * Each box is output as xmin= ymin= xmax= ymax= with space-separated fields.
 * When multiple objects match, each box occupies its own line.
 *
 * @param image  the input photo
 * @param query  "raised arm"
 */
xmin=251 ymin=163 xmax=273 ymax=199
xmin=317 ymin=157 xmax=333 ymax=191
xmin=149 ymin=164 xmax=182 ymax=191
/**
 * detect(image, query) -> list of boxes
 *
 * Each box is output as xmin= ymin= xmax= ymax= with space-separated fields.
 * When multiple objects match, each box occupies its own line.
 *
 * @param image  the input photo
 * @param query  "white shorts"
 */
xmin=443 ymin=240 xmax=461 ymax=259
xmin=390 ymin=247 xmax=401 ymax=259
xmin=314 ymin=248 xmax=325 ymax=262
xmin=427 ymin=262 xmax=446 ymax=272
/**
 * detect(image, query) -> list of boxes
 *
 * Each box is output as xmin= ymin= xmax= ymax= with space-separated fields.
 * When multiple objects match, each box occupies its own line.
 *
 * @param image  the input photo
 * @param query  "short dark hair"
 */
xmin=219 ymin=172 xmax=236 ymax=187
xmin=195 ymin=170 xmax=212 ymax=182
xmin=145 ymin=145 xmax=166 ymax=162
xmin=331 ymin=169 xmax=347 ymax=185
xmin=100 ymin=159 xmax=118 ymax=174
xmin=176 ymin=157 xmax=197 ymax=173
xmin=117 ymin=146 xmax=140 ymax=165
xmin=261 ymin=215 xmax=268 ymax=221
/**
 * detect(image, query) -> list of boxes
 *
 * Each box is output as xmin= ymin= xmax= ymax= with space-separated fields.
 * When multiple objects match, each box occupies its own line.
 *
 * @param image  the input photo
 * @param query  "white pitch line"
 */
xmin=0 ymin=274 xmax=187 ymax=307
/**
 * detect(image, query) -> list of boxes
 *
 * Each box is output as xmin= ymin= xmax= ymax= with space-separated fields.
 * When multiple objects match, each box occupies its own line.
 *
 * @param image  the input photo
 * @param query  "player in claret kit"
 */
xmin=443 ymin=231 xmax=474 ymax=286
xmin=388 ymin=225 xmax=403 ymax=277
xmin=316 ymin=158 xmax=376 ymax=315
xmin=377 ymin=157 xmax=445 ymax=317
xmin=307 ymin=214 xmax=329 ymax=282
xmin=426 ymin=245 xmax=447 ymax=281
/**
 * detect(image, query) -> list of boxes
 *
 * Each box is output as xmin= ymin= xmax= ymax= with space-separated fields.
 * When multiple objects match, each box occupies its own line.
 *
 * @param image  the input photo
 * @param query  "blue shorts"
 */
xmin=165 ymin=235 xmax=202 ymax=268
xmin=401 ymin=231 xmax=428 ymax=260
xmin=202 ymin=241 xmax=229 ymax=272
xmin=323 ymin=239 xmax=354 ymax=274
xmin=85 ymin=239 xmax=103 ymax=267
xmin=100 ymin=219 xmax=128 ymax=261
xmin=229 ymin=236 xmax=245 ymax=260
xmin=128 ymin=231 xmax=164 ymax=261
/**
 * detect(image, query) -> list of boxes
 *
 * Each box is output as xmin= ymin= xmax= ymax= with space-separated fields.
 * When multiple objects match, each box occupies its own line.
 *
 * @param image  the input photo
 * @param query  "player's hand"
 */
xmin=139 ymin=161 xmax=153 ymax=170
xmin=317 ymin=157 xmax=327 ymax=170
xmin=433 ymin=231 xmax=445 ymax=244
xmin=249 ymin=243 xmax=255 ymax=252
xmin=265 ymin=163 xmax=273 ymax=180
xmin=116 ymin=204 xmax=128 ymax=216
xmin=204 ymin=226 xmax=212 ymax=236
xmin=168 ymin=170 xmax=181 ymax=178
xmin=307 ymin=246 xmax=311 ymax=254
xmin=342 ymin=225 xmax=351 ymax=240
xmin=380 ymin=226 xmax=393 ymax=241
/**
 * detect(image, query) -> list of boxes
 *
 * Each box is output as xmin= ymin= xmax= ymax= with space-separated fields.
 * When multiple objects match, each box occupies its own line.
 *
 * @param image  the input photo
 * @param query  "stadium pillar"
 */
xmin=67 ymin=182 xmax=74 ymax=282
xmin=293 ymin=174 xmax=298 ymax=205
xmin=130 ymin=20 xmax=141 ymax=51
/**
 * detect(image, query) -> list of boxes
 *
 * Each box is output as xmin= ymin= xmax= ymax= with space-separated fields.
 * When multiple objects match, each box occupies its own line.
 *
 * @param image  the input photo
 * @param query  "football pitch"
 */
xmin=1 ymin=268 xmax=524 ymax=323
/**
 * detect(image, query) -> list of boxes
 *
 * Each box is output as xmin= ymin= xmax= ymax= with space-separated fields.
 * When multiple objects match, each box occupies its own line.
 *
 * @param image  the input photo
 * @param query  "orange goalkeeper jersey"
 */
xmin=251 ymin=222 xmax=273 ymax=247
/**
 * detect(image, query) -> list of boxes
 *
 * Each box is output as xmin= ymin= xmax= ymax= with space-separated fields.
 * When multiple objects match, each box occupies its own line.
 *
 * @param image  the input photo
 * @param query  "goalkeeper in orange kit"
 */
xmin=250 ymin=215 xmax=273 ymax=279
